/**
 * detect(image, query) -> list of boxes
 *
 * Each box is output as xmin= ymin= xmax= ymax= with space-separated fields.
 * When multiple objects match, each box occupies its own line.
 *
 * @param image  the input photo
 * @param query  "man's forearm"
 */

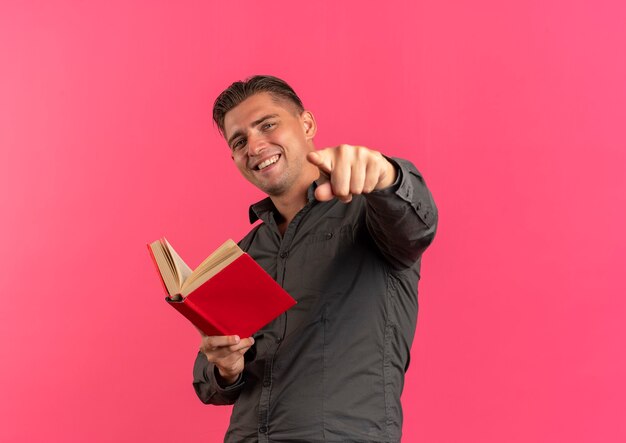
xmin=192 ymin=352 xmax=244 ymax=406
xmin=364 ymin=157 xmax=438 ymax=270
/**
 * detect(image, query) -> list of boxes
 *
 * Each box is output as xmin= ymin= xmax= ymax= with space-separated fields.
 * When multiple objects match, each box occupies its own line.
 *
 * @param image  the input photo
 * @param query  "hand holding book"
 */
xmin=199 ymin=334 xmax=255 ymax=386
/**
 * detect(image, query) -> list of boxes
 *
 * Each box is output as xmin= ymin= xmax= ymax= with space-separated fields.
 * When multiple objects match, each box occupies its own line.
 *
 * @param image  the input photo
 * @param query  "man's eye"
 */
xmin=232 ymin=139 xmax=246 ymax=150
xmin=262 ymin=122 xmax=276 ymax=130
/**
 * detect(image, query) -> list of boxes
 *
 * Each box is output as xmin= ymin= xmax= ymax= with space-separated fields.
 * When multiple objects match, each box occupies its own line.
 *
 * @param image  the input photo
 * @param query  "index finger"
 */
xmin=201 ymin=335 xmax=241 ymax=350
xmin=307 ymin=149 xmax=334 ymax=174
xmin=228 ymin=336 xmax=255 ymax=352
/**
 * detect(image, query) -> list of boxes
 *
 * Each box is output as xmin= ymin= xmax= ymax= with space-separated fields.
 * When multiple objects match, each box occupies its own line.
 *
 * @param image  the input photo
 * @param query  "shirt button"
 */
xmin=276 ymin=336 xmax=282 ymax=343
xmin=325 ymin=232 xmax=333 ymax=240
xmin=259 ymin=426 xmax=268 ymax=434
xmin=263 ymin=379 xmax=271 ymax=387
xmin=279 ymin=251 xmax=288 ymax=258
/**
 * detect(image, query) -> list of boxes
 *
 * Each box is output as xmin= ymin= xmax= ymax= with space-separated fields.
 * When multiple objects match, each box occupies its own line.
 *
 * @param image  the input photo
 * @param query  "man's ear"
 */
xmin=300 ymin=110 xmax=317 ymax=140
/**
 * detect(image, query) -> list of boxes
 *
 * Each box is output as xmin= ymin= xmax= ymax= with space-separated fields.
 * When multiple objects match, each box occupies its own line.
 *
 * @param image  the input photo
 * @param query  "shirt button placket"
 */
xmin=259 ymin=218 xmax=296 ymax=441
xmin=258 ymin=336 xmax=277 ymax=442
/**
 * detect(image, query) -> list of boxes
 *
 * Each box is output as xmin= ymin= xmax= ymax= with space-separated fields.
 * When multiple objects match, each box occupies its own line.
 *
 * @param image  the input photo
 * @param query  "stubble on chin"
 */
xmin=258 ymin=160 xmax=300 ymax=197
xmin=259 ymin=172 xmax=291 ymax=197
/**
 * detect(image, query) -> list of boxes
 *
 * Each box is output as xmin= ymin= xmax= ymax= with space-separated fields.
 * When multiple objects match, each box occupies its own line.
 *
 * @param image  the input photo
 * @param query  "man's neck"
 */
xmin=268 ymin=153 xmax=320 ymax=235
xmin=271 ymin=185 xmax=311 ymax=235
xmin=271 ymin=163 xmax=321 ymax=235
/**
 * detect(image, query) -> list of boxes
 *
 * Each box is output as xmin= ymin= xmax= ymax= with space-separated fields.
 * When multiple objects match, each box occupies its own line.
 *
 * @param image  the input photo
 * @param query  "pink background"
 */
xmin=1 ymin=1 xmax=625 ymax=442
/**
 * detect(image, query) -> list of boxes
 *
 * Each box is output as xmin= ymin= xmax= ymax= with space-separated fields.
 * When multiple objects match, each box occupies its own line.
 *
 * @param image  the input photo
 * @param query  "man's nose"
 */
xmin=247 ymin=133 xmax=268 ymax=156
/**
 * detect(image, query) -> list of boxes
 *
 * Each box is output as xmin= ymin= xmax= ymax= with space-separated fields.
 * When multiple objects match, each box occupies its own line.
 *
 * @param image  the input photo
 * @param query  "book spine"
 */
xmin=166 ymin=296 xmax=227 ymax=337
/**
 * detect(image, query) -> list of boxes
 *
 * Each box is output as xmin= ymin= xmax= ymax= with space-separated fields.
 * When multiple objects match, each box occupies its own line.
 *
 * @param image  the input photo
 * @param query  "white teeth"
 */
xmin=257 ymin=155 xmax=280 ymax=170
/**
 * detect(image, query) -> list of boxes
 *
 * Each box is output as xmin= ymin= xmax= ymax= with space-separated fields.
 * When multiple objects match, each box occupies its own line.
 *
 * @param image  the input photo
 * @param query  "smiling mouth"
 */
xmin=256 ymin=154 xmax=281 ymax=170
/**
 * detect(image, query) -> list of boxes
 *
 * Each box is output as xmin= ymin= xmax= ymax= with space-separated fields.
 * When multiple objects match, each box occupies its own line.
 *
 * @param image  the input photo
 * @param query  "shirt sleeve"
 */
xmin=363 ymin=156 xmax=438 ymax=270
xmin=192 ymin=351 xmax=245 ymax=405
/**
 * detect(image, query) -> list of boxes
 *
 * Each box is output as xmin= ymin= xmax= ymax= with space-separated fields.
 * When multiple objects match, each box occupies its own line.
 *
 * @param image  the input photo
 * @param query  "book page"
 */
xmin=181 ymin=239 xmax=243 ymax=296
xmin=148 ymin=239 xmax=181 ymax=297
xmin=162 ymin=238 xmax=193 ymax=289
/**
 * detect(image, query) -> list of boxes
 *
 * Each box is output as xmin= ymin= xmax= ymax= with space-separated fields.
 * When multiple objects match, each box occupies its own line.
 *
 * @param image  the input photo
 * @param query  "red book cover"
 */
xmin=150 ymin=250 xmax=296 ymax=337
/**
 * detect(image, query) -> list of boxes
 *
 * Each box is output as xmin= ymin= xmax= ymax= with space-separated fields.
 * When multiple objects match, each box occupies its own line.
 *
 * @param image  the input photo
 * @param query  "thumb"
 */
xmin=314 ymin=180 xmax=334 ymax=201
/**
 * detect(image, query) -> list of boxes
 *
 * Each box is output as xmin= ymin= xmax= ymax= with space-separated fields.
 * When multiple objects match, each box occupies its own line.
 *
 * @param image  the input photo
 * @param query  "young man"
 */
xmin=193 ymin=75 xmax=437 ymax=442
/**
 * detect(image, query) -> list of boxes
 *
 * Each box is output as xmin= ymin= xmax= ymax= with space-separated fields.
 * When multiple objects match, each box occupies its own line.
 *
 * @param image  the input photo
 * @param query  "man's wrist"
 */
xmin=215 ymin=367 xmax=241 ymax=387
xmin=375 ymin=157 xmax=399 ymax=190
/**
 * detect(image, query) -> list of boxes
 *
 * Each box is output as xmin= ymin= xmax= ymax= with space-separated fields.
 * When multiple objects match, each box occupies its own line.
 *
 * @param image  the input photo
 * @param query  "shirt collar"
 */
xmin=248 ymin=181 xmax=319 ymax=224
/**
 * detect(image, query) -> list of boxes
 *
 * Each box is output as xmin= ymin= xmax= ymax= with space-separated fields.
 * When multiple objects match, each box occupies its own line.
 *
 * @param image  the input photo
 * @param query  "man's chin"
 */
xmin=247 ymin=168 xmax=297 ymax=197
xmin=247 ymin=177 xmax=285 ymax=196
xmin=261 ymin=183 xmax=288 ymax=197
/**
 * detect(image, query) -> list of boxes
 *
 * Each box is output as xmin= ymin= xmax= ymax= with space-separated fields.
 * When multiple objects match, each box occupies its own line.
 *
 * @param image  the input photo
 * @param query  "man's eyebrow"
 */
xmin=227 ymin=114 xmax=279 ymax=146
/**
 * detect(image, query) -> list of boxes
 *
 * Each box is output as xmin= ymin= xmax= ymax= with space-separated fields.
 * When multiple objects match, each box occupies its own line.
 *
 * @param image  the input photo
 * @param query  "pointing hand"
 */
xmin=306 ymin=144 xmax=397 ymax=203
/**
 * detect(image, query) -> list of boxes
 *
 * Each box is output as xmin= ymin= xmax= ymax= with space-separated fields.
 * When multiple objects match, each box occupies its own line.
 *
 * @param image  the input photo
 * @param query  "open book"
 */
xmin=148 ymin=238 xmax=296 ymax=337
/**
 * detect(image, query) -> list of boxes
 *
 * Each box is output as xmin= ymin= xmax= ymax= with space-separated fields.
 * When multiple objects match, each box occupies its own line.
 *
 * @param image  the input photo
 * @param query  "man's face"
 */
xmin=223 ymin=92 xmax=317 ymax=197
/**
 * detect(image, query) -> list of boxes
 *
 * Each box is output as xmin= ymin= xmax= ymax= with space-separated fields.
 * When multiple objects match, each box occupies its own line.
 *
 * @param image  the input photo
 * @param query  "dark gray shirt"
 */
xmin=193 ymin=158 xmax=438 ymax=442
